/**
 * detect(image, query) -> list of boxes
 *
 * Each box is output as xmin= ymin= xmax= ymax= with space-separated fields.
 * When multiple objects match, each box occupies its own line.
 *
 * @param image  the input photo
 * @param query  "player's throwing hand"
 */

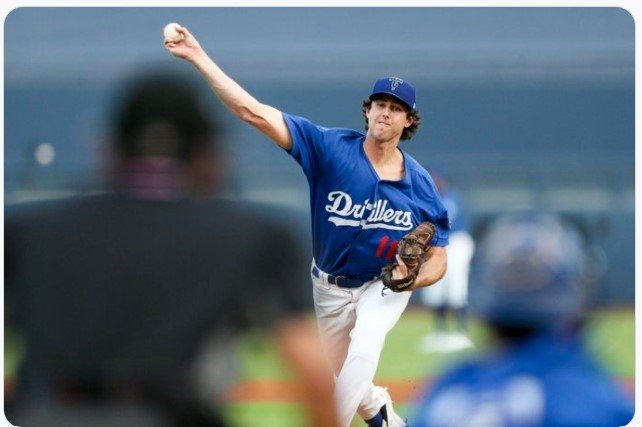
xmin=164 ymin=26 xmax=203 ymax=62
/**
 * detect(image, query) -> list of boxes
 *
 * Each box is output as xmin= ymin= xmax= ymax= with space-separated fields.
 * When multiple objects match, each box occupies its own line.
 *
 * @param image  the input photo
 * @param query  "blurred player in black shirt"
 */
xmin=5 ymin=70 xmax=336 ymax=427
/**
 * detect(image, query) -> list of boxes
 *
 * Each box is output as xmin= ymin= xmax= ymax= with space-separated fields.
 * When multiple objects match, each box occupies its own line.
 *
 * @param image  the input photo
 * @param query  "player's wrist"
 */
xmin=397 ymin=274 xmax=427 ymax=291
xmin=188 ymin=48 xmax=209 ymax=66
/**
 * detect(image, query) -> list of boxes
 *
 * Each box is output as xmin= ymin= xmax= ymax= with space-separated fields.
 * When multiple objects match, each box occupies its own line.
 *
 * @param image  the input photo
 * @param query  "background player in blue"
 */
xmin=420 ymin=169 xmax=475 ymax=352
xmin=165 ymin=25 xmax=449 ymax=427
xmin=411 ymin=212 xmax=634 ymax=427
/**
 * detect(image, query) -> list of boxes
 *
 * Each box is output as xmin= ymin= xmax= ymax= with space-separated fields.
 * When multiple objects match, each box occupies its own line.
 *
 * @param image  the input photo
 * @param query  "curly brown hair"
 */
xmin=361 ymin=98 xmax=422 ymax=141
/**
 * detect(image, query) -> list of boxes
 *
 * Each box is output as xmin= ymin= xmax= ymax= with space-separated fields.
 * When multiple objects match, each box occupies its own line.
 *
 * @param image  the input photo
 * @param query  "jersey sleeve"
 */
xmin=428 ymin=196 xmax=450 ymax=247
xmin=406 ymin=159 xmax=451 ymax=246
xmin=282 ymin=113 xmax=331 ymax=179
xmin=414 ymin=178 xmax=450 ymax=246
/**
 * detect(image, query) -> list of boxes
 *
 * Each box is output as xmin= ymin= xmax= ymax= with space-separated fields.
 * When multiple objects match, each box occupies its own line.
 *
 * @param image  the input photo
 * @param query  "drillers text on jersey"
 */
xmin=325 ymin=191 xmax=413 ymax=231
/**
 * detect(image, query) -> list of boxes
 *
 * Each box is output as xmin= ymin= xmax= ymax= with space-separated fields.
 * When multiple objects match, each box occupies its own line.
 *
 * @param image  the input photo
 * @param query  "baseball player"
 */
xmin=411 ymin=212 xmax=634 ymax=427
xmin=420 ymin=170 xmax=475 ymax=352
xmin=165 ymin=25 xmax=450 ymax=427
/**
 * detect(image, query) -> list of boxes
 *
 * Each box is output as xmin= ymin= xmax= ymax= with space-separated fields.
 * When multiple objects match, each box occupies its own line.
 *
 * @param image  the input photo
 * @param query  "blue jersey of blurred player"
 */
xmin=411 ymin=212 xmax=634 ymax=427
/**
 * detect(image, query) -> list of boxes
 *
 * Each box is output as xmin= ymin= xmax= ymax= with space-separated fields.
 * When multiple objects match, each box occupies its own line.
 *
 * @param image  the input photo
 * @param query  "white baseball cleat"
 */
xmin=420 ymin=331 xmax=474 ymax=353
xmin=448 ymin=332 xmax=474 ymax=351
xmin=382 ymin=401 xmax=407 ymax=427
xmin=374 ymin=387 xmax=407 ymax=427
xmin=419 ymin=331 xmax=447 ymax=353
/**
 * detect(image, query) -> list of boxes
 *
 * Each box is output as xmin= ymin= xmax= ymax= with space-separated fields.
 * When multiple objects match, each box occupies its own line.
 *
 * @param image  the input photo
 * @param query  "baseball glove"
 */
xmin=380 ymin=222 xmax=436 ymax=292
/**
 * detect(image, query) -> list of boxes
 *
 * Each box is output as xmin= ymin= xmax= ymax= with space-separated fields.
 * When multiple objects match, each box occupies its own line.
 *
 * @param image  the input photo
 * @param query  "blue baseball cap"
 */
xmin=470 ymin=212 xmax=589 ymax=331
xmin=369 ymin=77 xmax=416 ymax=110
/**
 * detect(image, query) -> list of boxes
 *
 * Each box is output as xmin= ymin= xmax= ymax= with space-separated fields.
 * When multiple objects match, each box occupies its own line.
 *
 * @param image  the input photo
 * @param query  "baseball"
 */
xmin=163 ymin=23 xmax=183 ymax=42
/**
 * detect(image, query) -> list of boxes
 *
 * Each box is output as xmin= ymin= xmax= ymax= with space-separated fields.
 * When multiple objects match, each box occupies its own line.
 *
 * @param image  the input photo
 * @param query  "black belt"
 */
xmin=312 ymin=266 xmax=368 ymax=288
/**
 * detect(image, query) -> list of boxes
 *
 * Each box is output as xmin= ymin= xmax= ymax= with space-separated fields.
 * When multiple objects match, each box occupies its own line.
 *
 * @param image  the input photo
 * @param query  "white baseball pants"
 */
xmin=311 ymin=262 xmax=411 ymax=427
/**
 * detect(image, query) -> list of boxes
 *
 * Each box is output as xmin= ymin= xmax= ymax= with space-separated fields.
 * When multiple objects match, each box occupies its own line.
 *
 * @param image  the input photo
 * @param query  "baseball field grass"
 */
xmin=3 ymin=307 xmax=634 ymax=426
xmin=222 ymin=307 xmax=635 ymax=427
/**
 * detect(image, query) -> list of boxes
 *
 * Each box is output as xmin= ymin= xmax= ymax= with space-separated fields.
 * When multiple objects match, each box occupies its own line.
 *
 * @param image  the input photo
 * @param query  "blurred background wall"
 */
xmin=4 ymin=7 xmax=634 ymax=305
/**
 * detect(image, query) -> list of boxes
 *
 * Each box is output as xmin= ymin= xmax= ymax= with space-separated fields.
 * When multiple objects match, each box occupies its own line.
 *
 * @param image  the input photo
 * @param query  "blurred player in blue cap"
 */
xmin=411 ymin=211 xmax=634 ymax=427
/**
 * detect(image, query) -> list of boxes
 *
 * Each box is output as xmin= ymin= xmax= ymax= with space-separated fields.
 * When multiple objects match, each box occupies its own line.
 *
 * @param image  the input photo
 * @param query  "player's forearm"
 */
xmin=165 ymin=26 xmax=292 ymax=148
xmin=411 ymin=246 xmax=447 ymax=290
xmin=191 ymin=53 xmax=263 ymax=122
xmin=189 ymin=52 xmax=292 ymax=149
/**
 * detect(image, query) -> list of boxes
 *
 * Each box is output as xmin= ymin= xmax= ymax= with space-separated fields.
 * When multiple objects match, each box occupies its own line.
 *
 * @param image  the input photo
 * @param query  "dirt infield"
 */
xmin=223 ymin=379 xmax=421 ymax=403
xmin=224 ymin=378 xmax=635 ymax=403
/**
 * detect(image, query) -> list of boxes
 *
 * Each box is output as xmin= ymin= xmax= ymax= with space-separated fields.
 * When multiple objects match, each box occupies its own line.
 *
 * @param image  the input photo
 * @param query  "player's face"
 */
xmin=366 ymin=96 xmax=413 ymax=143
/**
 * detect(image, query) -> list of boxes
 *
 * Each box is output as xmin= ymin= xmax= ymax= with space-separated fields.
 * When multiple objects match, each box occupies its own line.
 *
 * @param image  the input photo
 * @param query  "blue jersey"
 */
xmin=411 ymin=333 xmax=634 ymax=427
xmin=283 ymin=113 xmax=449 ymax=280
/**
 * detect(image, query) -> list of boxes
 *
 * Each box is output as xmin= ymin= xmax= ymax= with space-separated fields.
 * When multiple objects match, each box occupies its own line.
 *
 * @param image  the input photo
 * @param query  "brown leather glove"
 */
xmin=380 ymin=222 xmax=436 ymax=292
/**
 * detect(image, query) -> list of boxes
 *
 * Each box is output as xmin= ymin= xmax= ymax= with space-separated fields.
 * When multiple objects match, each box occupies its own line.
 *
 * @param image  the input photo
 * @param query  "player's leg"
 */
xmin=444 ymin=232 xmax=476 ymax=350
xmin=419 ymin=264 xmax=449 ymax=352
xmin=446 ymin=232 xmax=475 ymax=334
xmin=420 ymin=268 xmax=448 ymax=332
xmin=311 ymin=273 xmax=357 ymax=376
xmin=334 ymin=280 xmax=411 ymax=426
xmin=435 ymin=304 xmax=449 ymax=331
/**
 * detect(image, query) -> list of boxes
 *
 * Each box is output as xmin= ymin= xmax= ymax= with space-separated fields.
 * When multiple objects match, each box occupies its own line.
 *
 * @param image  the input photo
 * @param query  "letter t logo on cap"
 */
xmin=389 ymin=77 xmax=404 ymax=91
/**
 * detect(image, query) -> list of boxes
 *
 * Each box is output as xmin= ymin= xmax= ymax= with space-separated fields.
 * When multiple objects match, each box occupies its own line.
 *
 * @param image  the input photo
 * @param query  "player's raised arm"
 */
xmin=164 ymin=24 xmax=292 ymax=150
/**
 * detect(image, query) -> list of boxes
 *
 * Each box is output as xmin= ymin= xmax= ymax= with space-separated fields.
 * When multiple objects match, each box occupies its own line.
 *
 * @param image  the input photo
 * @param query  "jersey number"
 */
xmin=376 ymin=236 xmax=398 ymax=262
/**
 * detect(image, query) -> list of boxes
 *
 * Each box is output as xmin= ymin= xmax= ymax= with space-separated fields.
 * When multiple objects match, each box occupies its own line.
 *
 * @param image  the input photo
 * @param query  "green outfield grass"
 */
xmin=234 ymin=307 xmax=635 ymax=381
xmin=222 ymin=402 xmax=415 ymax=427
xmin=4 ymin=307 xmax=634 ymax=427
xmin=585 ymin=308 xmax=636 ymax=377
xmin=225 ymin=307 xmax=634 ymax=426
